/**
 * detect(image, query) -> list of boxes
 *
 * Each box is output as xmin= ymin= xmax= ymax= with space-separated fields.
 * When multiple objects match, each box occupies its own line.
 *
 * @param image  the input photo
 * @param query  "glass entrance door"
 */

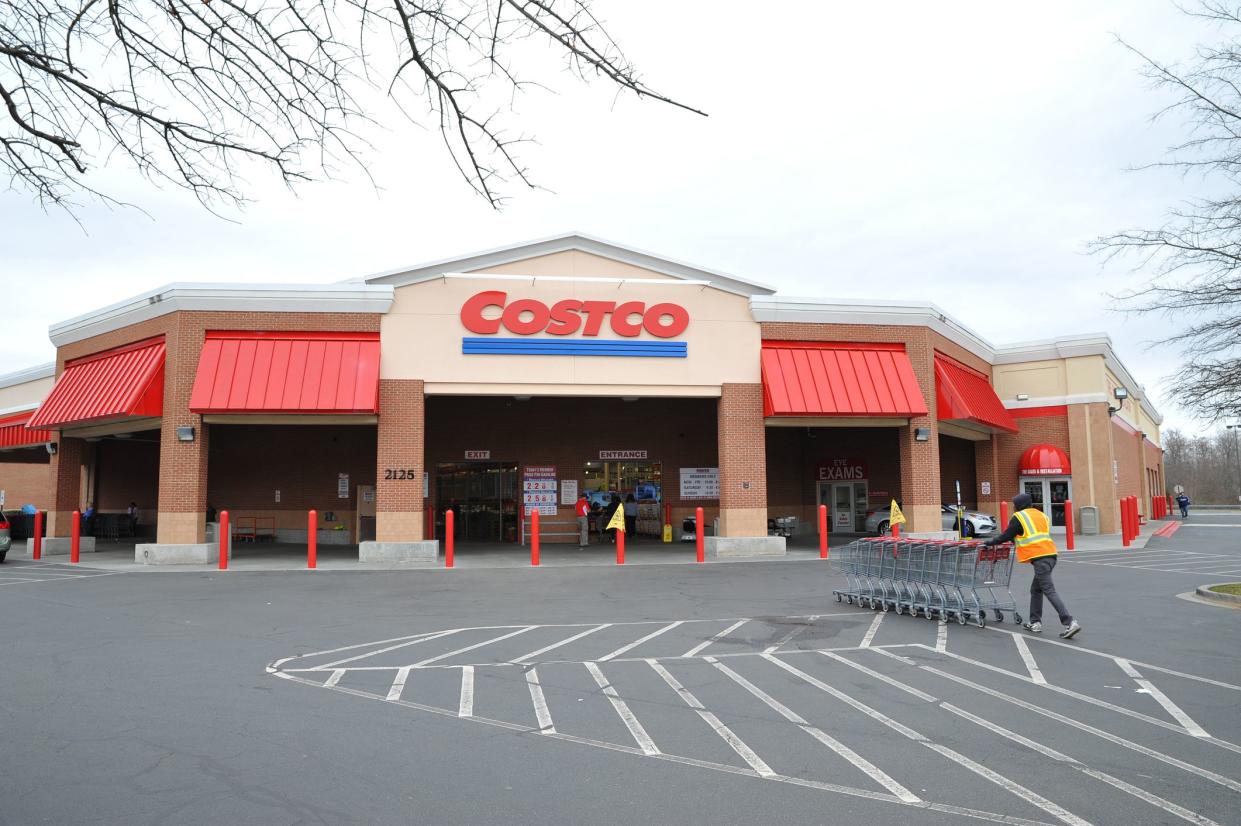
xmin=1020 ymin=477 xmax=1071 ymax=532
xmin=818 ymin=481 xmax=868 ymax=532
xmin=436 ymin=462 xmax=518 ymax=542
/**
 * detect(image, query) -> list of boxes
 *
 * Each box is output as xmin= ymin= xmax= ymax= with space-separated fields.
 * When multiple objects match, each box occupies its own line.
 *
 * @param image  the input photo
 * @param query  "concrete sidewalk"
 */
xmin=11 ymin=520 xmax=1169 ymax=573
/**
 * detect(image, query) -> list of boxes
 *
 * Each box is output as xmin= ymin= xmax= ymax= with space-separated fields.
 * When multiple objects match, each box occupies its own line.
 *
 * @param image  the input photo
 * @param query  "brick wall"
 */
xmin=376 ymin=379 xmax=425 ymax=542
xmin=938 ymin=435 xmax=978 ymax=508
xmin=0 ymin=461 xmax=50 ymax=509
xmin=718 ymin=384 xmax=767 ymax=513
xmin=765 ymin=427 xmax=901 ymax=525
xmin=94 ymin=435 xmax=160 ymax=514
xmin=996 ymin=412 xmax=1071 ymax=493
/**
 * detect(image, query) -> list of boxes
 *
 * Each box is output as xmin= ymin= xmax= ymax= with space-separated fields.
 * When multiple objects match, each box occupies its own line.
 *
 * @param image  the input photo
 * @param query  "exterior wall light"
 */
xmin=1108 ymin=387 xmax=1129 ymax=418
xmin=1016 ymin=394 xmax=1030 ymax=401
xmin=46 ymin=441 xmax=57 ymax=455
xmin=513 ymin=395 xmax=531 ymax=401
xmin=914 ymin=427 xmax=931 ymax=442
xmin=176 ymin=426 xmax=196 ymax=442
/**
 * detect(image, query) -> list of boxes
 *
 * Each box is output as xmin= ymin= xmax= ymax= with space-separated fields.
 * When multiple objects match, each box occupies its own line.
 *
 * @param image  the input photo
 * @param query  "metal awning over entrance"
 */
xmin=934 ymin=354 xmax=1017 ymax=437
xmin=760 ymin=341 xmax=928 ymax=422
xmin=28 ymin=337 xmax=165 ymax=430
xmin=0 ymin=410 xmax=52 ymax=449
xmin=190 ymin=331 xmax=380 ymax=419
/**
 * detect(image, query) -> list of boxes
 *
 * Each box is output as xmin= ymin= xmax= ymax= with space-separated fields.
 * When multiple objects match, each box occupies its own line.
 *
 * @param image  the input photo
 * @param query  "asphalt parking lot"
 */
xmin=2 ymin=518 xmax=1239 ymax=825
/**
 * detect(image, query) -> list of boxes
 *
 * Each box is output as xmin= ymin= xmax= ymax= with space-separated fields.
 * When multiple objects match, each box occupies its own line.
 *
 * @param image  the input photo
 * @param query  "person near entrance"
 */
xmin=623 ymin=494 xmax=638 ymax=537
xmin=985 ymin=492 xmax=1081 ymax=639
xmin=575 ymin=492 xmax=590 ymax=547
xmin=1176 ymin=492 xmax=1190 ymax=519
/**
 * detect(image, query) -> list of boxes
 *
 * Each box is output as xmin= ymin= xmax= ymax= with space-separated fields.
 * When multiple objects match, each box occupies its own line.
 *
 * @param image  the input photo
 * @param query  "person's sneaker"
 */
xmin=1059 ymin=620 xmax=1082 ymax=639
xmin=1023 ymin=621 xmax=1042 ymax=634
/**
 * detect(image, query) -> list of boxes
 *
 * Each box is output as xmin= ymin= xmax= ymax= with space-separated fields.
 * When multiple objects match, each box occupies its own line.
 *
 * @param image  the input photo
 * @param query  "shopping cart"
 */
xmin=831 ymin=538 xmax=1021 ymax=627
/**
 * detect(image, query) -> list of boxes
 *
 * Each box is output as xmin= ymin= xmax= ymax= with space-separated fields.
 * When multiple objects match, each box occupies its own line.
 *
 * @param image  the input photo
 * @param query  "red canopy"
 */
xmin=934 ymin=354 xmax=1018 ymax=434
xmin=190 ymin=331 xmax=381 ymax=414
xmin=28 ymin=338 xmax=165 ymax=429
xmin=1019 ymin=443 xmax=1071 ymax=476
xmin=761 ymin=342 xmax=928 ymax=417
xmin=0 ymin=411 xmax=52 ymax=448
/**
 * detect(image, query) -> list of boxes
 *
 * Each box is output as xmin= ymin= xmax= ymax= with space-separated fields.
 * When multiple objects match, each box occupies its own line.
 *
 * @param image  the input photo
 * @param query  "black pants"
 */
xmin=1030 ymin=556 xmax=1072 ymax=625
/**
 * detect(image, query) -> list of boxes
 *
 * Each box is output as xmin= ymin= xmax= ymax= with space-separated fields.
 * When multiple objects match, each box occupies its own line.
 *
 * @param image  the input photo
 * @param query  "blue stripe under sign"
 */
xmin=462 ymin=337 xmax=687 ymax=358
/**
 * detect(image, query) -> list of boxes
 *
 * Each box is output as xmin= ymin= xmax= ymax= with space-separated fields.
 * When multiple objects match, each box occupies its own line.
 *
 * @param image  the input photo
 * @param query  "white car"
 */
xmin=864 ymin=504 xmax=998 ymax=537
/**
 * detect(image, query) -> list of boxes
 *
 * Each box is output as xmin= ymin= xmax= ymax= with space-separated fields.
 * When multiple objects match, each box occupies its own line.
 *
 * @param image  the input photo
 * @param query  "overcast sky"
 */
xmin=0 ymin=1 xmax=1218 ymax=433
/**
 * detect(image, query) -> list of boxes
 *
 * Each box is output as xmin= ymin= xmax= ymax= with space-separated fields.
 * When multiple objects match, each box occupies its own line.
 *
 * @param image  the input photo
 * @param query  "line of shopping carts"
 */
xmin=831 ymin=537 xmax=1021 ymax=627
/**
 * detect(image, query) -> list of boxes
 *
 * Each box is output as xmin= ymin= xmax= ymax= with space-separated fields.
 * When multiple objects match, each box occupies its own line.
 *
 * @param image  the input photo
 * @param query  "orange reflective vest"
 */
xmin=1014 ymin=508 xmax=1057 ymax=563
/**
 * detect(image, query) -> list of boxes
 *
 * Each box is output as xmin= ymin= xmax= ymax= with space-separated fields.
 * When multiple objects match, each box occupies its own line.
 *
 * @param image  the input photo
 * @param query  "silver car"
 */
xmin=0 ymin=512 xmax=11 ymax=562
xmin=864 ymin=504 xmax=997 ymax=537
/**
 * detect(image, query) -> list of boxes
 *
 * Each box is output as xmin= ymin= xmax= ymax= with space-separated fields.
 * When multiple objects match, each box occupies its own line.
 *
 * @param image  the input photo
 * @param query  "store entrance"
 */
xmin=817 ymin=481 xmax=869 ymax=533
xmin=1021 ymin=477 xmax=1071 ymax=532
xmin=436 ymin=462 xmax=519 ymax=542
xmin=583 ymin=459 xmax=664 ymax=538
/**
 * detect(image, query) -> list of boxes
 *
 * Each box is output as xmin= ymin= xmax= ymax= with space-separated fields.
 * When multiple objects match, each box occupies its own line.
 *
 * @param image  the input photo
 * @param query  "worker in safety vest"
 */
xmin=984 ymin=492 xmax=1081 ymax=639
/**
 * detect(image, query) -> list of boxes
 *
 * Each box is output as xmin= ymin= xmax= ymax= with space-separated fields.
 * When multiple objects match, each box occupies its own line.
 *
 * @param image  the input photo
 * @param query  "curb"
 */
xmin=1195 ymin=583 xmax=1241 ymax=606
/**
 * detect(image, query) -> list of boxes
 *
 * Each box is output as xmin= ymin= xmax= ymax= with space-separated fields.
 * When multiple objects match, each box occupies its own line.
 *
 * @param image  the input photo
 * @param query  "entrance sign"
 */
xmin=461 ymin=291 xmax=689 ymax=338
xmin=680 ymin=468 xmax=720 ymax=499
xmin=817 ymin=458 xmax=868 ymax=482
xmin=523 ymin=465 xmax=557 ymax=516
xmin=464 ymin=450 xmax=491 ymax=459
xmin=601 ymin=450 xmax=647 ymax=460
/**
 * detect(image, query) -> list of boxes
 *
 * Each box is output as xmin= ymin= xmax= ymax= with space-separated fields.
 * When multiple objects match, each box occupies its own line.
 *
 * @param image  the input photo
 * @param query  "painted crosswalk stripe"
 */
xmin=941 ymin=702 xmax=1218 ymax=826
xmin=584 ymin=662 xmax=659 ymax=755
xmin=764 ymin=618 xmax=817 ymax=653
xmin=707 ymin=657 xmax=920 ymax=802
xmin=859 ymin=614 xmax=884 ymax=648
xmin=511 ymin=624 xmax=611 ymax=663
xmin=386 ymin=666 xmax=412 ymax=701
xmin=821 ymin=651 xmax=937 ymax=702
xmin=935 ymin=622 xmax=947 ymax=652
xmin=681 ymin=619 xmax=749 ymax=658
xmin=525 ymin=667 xmax=555 ymax=733
xmin=317 ymin=628 xmax=463 ymax=669
xmin=761 ymin=654 xmax=1089 ymax=826
xmin=414 ymin=626 xmax=538 ymax=667
xmin=599 ymin=621 xmax=684 ymax=662
xmin=1116 ymin=659 xmax=1209 ymax=737
xmin=1013 ymin=634 xmax=1047 ymax=685
xmin=458 ymin=666 xmax=474 ymax=717
xmin=323 ymin=669 xmax=346 ymax=688
xmin=648 ymin=660 xmax=774 ymax=777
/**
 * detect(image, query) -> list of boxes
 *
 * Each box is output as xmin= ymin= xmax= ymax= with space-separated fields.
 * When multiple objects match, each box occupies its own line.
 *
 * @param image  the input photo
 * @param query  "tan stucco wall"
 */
xmin=0 ymin=375 xmax=53 ymax=413
xmin=381 ymin=250 xmax=761 ymax=394
xmin=992 ymin=360 xmax=1066 ymax=401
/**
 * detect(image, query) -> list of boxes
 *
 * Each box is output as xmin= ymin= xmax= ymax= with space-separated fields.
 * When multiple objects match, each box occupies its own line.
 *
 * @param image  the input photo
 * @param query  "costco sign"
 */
xmin=460 ymin=290 xmax=689 ymax=358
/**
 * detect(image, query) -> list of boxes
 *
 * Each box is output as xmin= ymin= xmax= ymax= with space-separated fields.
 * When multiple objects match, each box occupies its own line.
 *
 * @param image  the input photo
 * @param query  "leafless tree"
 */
xmin=0 ymin=0 xmax=702 ymax=215
xmin=1094 ymin=1 xmax=1241 ymax=422
xmin=1163 ymin=427 xmax=1241 ymax=504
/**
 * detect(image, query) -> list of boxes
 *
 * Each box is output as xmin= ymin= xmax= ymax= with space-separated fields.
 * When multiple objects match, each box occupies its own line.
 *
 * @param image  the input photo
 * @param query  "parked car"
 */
xmin=0 ymin=511 xmax=11 ymax=562
xmin=864 ymin=504 xmax=997 ymax=537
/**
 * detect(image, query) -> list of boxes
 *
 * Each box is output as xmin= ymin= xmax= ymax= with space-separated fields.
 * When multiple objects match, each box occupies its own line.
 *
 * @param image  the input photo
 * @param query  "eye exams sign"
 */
xmin=460 ymin=291 xmax=689 ymax=358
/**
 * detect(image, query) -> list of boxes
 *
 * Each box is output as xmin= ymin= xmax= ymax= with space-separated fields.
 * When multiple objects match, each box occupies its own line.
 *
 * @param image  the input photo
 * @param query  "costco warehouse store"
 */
xmin=0 ymin=234 xmax=1166 ymax=563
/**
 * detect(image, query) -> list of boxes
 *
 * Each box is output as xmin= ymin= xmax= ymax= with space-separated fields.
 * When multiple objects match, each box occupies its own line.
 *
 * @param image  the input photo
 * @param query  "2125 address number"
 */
xmin=383 ymin=468 xmax=417 ymax=480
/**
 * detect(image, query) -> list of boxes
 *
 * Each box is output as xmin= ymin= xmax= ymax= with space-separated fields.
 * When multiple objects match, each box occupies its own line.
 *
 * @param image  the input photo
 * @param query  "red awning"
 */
xmin=934 ymin=354 xmax=1018 ymax=434
xmin=189 ymin=331 xmax=381 ymax=414
xmin=1019 ymin=444 xmax=1071 ymax=476
xmin=28 ymin=338 xmax=165 ymax=429
xmin=761 ymin=342 xmax=929 ymax=417
xmin=0 ymin=411 xmax=52 ymax=448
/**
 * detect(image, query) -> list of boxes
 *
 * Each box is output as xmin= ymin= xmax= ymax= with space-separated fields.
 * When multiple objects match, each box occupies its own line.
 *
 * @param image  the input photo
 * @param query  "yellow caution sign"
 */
xmin=662 ymin=524 xmax=673 ymax=543
xmin=889 ymin=500 xmax=907 ymax=526
xmin=607 ymin=505 xmax=627 ymax=533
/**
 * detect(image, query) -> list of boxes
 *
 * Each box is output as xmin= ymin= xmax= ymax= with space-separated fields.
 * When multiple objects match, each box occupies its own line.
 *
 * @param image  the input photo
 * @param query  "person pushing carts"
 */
xmin=984 ymin=492 xmax=1082 ymax=639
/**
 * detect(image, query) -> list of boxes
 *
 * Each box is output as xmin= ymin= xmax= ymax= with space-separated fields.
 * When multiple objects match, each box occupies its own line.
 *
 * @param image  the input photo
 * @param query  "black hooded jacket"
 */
xmin=984 ymin=493 xmax=1035 ymax=546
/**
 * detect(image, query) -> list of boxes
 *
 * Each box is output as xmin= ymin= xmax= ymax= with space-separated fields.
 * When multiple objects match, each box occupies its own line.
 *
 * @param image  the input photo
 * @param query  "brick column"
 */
xmin=974 ymin=435 xmax=1001 ymax=518
xmin=898 ymin=420 xmax=941 ymax=532
xmin=717 ymin=383 xmax=767 ymax=537
xmin=155 ymin=421 xmax=209 ymax=544
xmin=47 ymin=436 xmax=86 ymax=537
xmin=376 ymin=379 xmax=425 ymax=541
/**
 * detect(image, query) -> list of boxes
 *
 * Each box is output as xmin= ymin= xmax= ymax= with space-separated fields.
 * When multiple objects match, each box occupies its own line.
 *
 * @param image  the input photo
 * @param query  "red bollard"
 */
xmin=818 ymin=504 xmax=828 ymax=559
xmin=1064 ymin=499 xmax=1075 ymax=551
xmin=1121 ymin=498 xmax=1131 ymax=547
xmin=308 ymin=509 xmax=317 ymax=569
xmin=695 ymin=506 xmax=705 ymax=563
xmin=1000 ymin=500 xmax=1009 ymax=527
xmin=531 ymin=510 xmax=541 ymax=567
xmin=445 ymin=509 xmax=455 ymax=565
xmin=892 ymin=522 xmax=901 ymax=539
xmin=71 ymin=510 xmax=80 ymax=563
xmin=32 ymin=511 xmax=43 ymax=560
xmin=219 ymin=510 xmax=229 ymax=570
xmin=616 ymin=526 xmax=625 ymax=565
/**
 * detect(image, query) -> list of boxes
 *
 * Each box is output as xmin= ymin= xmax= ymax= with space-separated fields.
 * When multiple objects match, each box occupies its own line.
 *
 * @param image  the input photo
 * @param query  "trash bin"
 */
xmin=1079 ymin=506 xmax=1099 ymax=536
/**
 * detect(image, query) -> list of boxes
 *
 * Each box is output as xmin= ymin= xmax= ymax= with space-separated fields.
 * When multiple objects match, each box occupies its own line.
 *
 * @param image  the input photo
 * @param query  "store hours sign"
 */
xmin=680 ymin=468 xmax=719 ymax=499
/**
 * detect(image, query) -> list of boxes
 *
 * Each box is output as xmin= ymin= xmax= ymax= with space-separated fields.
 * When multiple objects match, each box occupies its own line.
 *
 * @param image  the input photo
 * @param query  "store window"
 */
xmin=583 ymin=460 xmax=663 ymax=536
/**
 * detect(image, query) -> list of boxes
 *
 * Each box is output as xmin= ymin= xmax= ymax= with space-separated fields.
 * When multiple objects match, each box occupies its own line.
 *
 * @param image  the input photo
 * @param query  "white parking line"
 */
xmin=511 ymin=624 xmax=611 ymax=664
xmin=584 ymin=662 xmax=659 ymax=756
xmin=648 ymin=659 xmax=775 ymax=778
xmin=821 ymin=651 xmax=937 ymax=702
xmin=317 ymin=628 xmax=464 ymax=669
xmin=599 ymin=621 xmax=684 ymax=662
xmin=525 ymin=667 xmax=555 ymax=733
xmin=323 ymin=669 xmax=346 ymax=688
xmin=386 ymin=666 xmax=411 ymax=701
xmin=681 ymin=619 xmax=749 ymax=659
xmin=859 ymin=614 xmax=884 ymax=648
xmin=458 ymin=666 xmax=474 ymax=717
xmin=1115 ymin=659 xmax=1209 ymax=738
xmin=414 ymin=626 xmax=538 ymax=667
xmin=764 ymin=618 xmax=817 ymax=653
xmin=1014 ymin=635 xmax=1047 ymax=685
xmin=935 ymin=622 xmax=947 ymax=652
xmin=706 ymin=656 xmax=920 ymax=803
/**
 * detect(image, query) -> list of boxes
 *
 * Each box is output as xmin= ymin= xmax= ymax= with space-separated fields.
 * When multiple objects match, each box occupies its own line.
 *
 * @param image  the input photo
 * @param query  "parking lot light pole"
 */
xmin=1227 ymin=423 xmax=1241 ymax=507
